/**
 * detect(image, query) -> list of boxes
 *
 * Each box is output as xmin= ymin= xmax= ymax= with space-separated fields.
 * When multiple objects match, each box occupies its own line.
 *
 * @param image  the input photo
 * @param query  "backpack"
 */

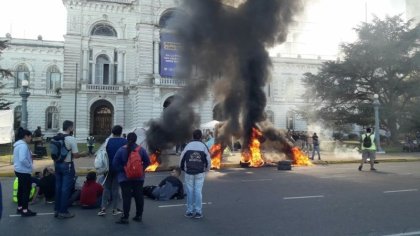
xmin=124 ymin=146 xmax=144 ymax=179
xmin=49 ymin=133 xmax=70 ymax=162
xmin=183 ymin=150 xmax=207 ymax=175
xmin=363 ymin=134 xmax=372 ymax=148
xmin=94 ymin=146 xmax=109 ymax=175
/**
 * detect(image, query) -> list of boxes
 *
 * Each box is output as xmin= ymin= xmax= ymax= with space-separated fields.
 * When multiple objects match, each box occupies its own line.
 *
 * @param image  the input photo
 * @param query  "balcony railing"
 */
xmin=154 ymin=77 xmax=187 ymax=87
xmin=81 ymin=84 xmax=124 ymax=92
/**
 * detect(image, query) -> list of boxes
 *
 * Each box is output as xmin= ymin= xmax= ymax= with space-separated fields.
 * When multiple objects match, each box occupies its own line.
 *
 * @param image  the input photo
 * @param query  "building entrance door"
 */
xmin=90 ymin=100 xmax=113 ymax=137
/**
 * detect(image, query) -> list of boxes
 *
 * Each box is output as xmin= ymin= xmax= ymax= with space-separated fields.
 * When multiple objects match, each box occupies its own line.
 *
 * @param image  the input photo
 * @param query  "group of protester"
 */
xmin=9 ymin=121 xmax=212 ymax=224
xmin=286 ymin=130 xmax=321 ymax=160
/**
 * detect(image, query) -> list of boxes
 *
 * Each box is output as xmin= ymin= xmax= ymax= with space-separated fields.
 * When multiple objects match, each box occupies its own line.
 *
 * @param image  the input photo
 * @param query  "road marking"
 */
xmin=383 ymin=230 xmax=420 ymax=236
xmin=383 ymin=189 xmax=418 ymax=194
xmin=9 ymin=212 xmax=55 ymax=217
xmin=158 ymin=202 xmax=213 ymax=208
xmin=320 ymin=175 xmax=347 ymax=179
xmin=241 ymin=179 xmax=272 ymax=182
xmin=283 ymin=195 xmax=324 ymax=200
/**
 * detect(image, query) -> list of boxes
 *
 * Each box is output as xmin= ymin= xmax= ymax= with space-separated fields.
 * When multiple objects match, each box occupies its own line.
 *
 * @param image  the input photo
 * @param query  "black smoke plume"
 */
xmin=147 ymin=0 xmax=302 ymax=153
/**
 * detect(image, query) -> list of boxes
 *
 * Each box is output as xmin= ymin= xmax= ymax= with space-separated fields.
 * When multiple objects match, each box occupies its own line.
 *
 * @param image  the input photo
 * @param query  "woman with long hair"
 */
xmin=113 ymin=132 xmax=150 ymax=224
xmin=13 ymin=127 xmax=37 ymax=217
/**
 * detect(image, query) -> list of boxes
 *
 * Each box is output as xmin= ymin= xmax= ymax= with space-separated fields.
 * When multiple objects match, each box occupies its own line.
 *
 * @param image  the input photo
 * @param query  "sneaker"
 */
xmin=132 ymin=216 xmax=142 ymax=222
xmin=358 ymin=165 xmax=362 ymax=171
xmin=184 ymin=212 xmax=194 ymax=218
xmin=112 ymin=209 xmax=123 ymax=216
xmin=16 ymin=208 xmax=23 ymax=214
xmin=115 ymin=217 xmax=129 ymax=224
xmin=194 ymin=213 xmax=203 ymax=219
xmin=21 ymin=209 xmax=37 ymax=217
xmin=370 ymin=168 xmax=377 ymax=171
xmin=98 ymin=209 xmax=106 ymax=216
xmin=54 ymin=212 xmax=58 ymax=218
xmin=57 ymin=212 xmax=75 ymax=219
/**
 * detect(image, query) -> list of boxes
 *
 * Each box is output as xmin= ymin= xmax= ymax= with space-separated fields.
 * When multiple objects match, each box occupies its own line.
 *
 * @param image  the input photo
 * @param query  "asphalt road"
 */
xmin=1 ymin=162 xmax=420 ymax=236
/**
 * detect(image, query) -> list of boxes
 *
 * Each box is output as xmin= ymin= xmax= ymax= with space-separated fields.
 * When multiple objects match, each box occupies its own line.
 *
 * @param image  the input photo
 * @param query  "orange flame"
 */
xmin=241 ymin=127 xmax=265 ymax=167
xmin=291 ymin=147 xmax=312 ymax=166
xmin=145 ymin=152 xmax=160 ymax=172
xmin=210 ymin=143 xmax=222 ymax=169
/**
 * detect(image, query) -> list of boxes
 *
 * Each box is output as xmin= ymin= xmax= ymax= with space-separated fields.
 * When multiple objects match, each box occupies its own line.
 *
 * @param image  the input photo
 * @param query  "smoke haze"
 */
xmin=147 ymin=0 xmax=302 ymax=153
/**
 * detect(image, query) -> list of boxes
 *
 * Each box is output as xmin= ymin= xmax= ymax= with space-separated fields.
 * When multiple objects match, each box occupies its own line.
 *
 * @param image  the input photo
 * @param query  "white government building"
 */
xmin=0 ymin=0 xmax=417 ymax=140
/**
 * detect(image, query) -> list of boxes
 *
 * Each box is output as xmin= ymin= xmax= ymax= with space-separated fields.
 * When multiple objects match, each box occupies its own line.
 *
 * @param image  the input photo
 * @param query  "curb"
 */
xmin=1 ymin=159 xmax=420 ymax=178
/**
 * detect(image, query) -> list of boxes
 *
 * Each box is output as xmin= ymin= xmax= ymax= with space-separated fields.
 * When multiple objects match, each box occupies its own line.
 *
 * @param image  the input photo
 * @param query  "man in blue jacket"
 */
xmin=180 ymin=129 xmax=211 ymax=219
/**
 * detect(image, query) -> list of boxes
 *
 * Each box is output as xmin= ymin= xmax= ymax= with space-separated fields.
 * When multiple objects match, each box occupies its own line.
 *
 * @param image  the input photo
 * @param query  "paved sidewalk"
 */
xmin=1 ymin=151 xmax=420 ymax=177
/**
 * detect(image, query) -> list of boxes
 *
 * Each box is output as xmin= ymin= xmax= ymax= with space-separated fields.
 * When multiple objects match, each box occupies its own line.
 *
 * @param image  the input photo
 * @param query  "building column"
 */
xmin=83 ymin=49 xmax=89 ymax=83
xmin=153 ymin=38 xmax=160 ymax=77
xmin=117 ymin=50 xmax=125 ymax=84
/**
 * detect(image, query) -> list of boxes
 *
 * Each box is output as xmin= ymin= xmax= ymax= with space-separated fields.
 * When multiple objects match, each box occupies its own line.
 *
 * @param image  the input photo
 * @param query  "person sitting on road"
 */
xmin=39 ymin=167 xmax=56 ymax=203
xmin=80 ymin=172 xmax=103 ymax=209
xmin=143 ymin=167 xmax=184 ymax=201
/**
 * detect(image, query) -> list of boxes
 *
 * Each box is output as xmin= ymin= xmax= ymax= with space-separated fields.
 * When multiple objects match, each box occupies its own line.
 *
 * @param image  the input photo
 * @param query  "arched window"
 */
xmin=266 ymin=110 xmax=275 ymax=124
xmin=15 ymin=64 xmax=29 ymax=88
xmin=14 ymin=106 xmax=22 ymax=130
xmin=159 ymin=10 xmax=177 ymax=29
xmin=46 ymin=65 xmax=61 ymax=91
xmin=95 ymin=55 xmax=113 ymax=85
xmin=45 ymin=106 xmax=59 ymax=130
xmin=91 ymin=23 xmax=117 ymax=37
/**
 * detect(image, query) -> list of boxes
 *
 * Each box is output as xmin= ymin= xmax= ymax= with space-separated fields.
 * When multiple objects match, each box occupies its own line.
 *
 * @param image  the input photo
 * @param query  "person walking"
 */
xmin=54 ymin=120 xmax=85 ymax=219
xmin=180 ymin=129 xmax=211 ymax=219
xmin=98 ymin=125 xmax=127 ymax=216
xmin=113 ymin=132 xmax=150 ymax=224
xmin=359 ymin=128 xmax=377 ymax=171
xmin=13 ymin=127 xmax=37 ymax=217
xmin=311 ymin=133 xmax=321 ymax=160
xmin=86 ymin=134 xmax=95 ymax=156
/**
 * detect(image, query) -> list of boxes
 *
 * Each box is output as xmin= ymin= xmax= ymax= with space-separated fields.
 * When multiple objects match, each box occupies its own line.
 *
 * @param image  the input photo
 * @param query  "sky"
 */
xmin=0 ymin=0 xmax=408 ymax=54
xmin=0 ymin=0 xmax=67 ymax=41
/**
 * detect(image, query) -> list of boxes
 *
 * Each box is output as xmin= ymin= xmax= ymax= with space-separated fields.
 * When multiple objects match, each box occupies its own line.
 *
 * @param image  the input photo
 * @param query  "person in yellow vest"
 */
xmin=359 ymin=127 xmax=377 ymax=171
xmin=13 ymin=178 xmax=37 ymax=203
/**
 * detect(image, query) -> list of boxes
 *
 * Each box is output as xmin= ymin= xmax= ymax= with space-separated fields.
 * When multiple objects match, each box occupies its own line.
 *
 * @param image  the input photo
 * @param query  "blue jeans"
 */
xmin=54 ymin=162 xmax=75 ymax=214
xmin=312 ymin=145 xmax=320 ymax=160
xmin=184 ymin=173 xmax=205 ymax=214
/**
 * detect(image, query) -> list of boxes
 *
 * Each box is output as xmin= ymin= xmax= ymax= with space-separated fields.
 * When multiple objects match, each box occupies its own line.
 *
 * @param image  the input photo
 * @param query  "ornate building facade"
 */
xmin=0 ymin=0 xmax=330 ymax=140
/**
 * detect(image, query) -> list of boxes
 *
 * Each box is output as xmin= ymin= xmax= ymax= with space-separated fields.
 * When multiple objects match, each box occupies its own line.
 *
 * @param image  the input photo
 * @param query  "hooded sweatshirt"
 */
xmin=13 ymin=140 xmax=33 ymax=174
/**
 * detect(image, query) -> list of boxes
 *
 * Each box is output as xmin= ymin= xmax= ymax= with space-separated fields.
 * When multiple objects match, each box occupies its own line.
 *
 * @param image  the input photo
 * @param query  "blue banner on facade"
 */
xmin=160 ymin=33 xmax=181 ymax=78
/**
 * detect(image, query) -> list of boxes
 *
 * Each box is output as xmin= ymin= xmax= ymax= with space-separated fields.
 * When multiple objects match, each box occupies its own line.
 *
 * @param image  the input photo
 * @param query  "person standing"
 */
xmin=180 ymin=129 xmax=211 ymax=219
xmin=13 ymin=127 xmax=36 ymax=216
xmin=311 ymin=133 xmax=321 ymax=160
xmin=113 ymin=132 xmax=150 ymax=224
xmin=54 ymin=120 xmax=85 ymax=219
xmin=86 ymin=134 xmax=95 ymax=156
xmin=98 ymin=125 xmax=127 ymax=216
xmin=359 ymin=128 xmax=377 ymax=171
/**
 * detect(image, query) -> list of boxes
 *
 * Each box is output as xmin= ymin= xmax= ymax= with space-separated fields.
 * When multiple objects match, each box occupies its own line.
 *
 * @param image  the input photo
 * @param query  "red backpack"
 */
xmin=124 ymin=146 xmax=144 ymax=179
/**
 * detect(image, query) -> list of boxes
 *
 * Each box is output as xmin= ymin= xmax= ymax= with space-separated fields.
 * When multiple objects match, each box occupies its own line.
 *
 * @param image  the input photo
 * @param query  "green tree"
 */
xmin=0 ymin=40 xmax=13 ymax=110
xmin=301 ymin=15 xmax=420 ymax=141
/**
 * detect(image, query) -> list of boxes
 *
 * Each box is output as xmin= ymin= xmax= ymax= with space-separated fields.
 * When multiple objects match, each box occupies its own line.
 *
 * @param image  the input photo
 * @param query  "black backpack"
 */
xmin=49 ymin=133 xmax=70 ymax=162
xmin=363 ymin=134 xmax=372 ymax=148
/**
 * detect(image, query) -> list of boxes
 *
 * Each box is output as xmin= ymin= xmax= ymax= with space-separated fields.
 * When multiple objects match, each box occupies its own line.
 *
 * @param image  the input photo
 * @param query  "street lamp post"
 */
xmin=19 ymin=79 xmax=30 ymax=129
xmin=373 ymin=94 xmax=385 ymax=153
